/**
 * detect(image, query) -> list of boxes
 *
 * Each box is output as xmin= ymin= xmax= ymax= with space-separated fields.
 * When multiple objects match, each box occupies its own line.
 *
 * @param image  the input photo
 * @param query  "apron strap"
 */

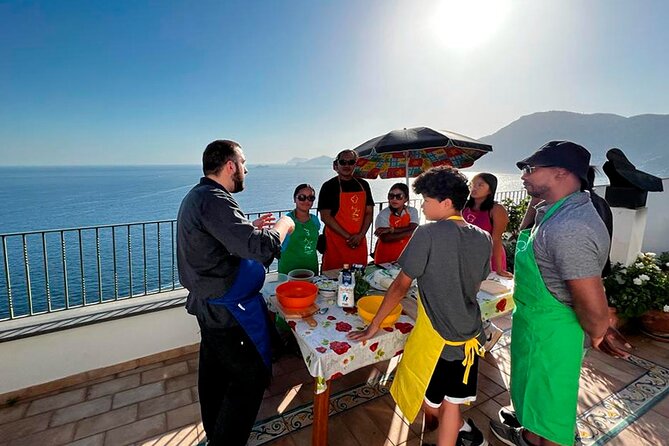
xmin=444 ymin=336 xmax=485 ymax=384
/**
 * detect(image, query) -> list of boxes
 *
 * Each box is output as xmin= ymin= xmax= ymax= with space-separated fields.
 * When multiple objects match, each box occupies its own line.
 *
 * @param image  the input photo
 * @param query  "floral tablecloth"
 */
xmin=267 ymin=292 xmax=414 ymax=394
xmin=362 ymin=265 xmax=514 ymax=320
xmin=477 ymin=274 xmax=514 ymax=319
xmin=264 ymin=269 xmax=513 ymax=394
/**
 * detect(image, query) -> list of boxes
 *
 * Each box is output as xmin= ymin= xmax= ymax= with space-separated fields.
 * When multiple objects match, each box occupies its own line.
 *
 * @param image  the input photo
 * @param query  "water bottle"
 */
xmin=337 ymin=264 xmax=355 ymax=308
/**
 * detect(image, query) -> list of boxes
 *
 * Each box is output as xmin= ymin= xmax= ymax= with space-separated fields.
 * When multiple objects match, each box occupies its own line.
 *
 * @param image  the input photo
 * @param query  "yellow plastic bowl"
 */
xmin=356 ymin=295 xmax=402 ymax=327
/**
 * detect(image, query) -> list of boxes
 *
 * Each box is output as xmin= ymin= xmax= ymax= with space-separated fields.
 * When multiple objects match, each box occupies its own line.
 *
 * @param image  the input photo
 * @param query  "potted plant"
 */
xmin=604 ymin=252 xmax=669 ymax=340
xmin=500 ymin=196 xmax=530 ymax=273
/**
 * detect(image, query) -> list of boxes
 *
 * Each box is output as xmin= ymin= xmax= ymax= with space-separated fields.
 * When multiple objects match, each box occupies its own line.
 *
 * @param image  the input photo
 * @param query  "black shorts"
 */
xmin=424 ymin=355 xmax=479 ymax=407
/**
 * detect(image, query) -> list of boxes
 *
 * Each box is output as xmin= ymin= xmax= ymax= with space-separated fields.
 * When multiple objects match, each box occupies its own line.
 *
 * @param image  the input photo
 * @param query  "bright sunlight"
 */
xmin=430 ymin=0 xmax=511 ymax=51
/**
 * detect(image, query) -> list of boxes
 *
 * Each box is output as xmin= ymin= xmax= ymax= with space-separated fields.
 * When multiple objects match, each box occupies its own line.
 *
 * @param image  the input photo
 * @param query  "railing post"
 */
xmin=42 ymin=233 xmax=52 ymax=312
xmin=127 ymin=225 xmax=132 ymax=298
xmin=142 ymin=223 xmax=147 ymax=295
xmin=112 ymin=226 xmax=118 ymax=300
xmin=96 ymin=228 xmax=102 ymax=304
xmin=60 ymin=230 xmax=70 ymax=309
xmin=2 ymin=236 xmax=14 ymax=319
xmin=157 ymin=223 xmax=162 ymax=292
xmin=79 ymin=229 xmax=86 ymax=306
xmin=22 ymin=234 xmax=34 ymax=315
xmin=171 ymin=221 xmax=176 ymax=290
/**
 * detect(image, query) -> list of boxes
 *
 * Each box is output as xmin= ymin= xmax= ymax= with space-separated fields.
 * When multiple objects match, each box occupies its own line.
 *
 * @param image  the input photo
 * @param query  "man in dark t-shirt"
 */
xmin=317 ymin=149 xmax=374 ymax=271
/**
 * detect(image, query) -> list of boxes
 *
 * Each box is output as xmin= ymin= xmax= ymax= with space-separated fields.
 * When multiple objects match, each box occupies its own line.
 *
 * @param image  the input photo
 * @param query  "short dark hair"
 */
xmin=293 ymin=183 xmax=315 ymax=198
xmin=413 ymin=166 xmax=469 ymax=210
xmin=335 ymin=149 xmax=358 ymax=161
xmin=202 ymin=140 xmax=240 ymax=176
xmin=464 ymin=173 xmax=498 ymax=211
xmin=389 ymin=182 xmax=410 ymax=200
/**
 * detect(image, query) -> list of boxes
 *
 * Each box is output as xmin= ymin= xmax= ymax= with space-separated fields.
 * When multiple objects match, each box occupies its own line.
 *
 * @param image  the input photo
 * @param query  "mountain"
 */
xmin=476 ymin=111 xmax=669 ymax=177
xmin=286 ymin=155 xmax=333 ymax=167
xmin=285 ymin=157 xmax=309 ymax=165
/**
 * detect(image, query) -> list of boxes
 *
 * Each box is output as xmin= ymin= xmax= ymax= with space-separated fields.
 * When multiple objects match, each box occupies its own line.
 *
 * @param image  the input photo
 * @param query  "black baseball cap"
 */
xmin=516 ymin=140 xmax=591 ymax=183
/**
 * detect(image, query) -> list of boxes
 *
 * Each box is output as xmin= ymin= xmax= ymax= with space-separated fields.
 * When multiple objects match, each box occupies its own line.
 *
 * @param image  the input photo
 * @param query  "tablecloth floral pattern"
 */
xmin=478 ymin=282 xmax=515 ymax=320
xmin=267 ymin=293 xmax=413 ymax=394
xmin=265 ymin=272 xmax=513 ymax=394
xmin=363 ymin=266 xmax=514 ymax=320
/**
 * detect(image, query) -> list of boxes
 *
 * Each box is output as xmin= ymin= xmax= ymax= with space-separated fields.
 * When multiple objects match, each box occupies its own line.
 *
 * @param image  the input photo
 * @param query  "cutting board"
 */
xmin=480 ymin=279 xmax=512 ymax=295
xmin=275 ymin=302 xmax=319 ymax=327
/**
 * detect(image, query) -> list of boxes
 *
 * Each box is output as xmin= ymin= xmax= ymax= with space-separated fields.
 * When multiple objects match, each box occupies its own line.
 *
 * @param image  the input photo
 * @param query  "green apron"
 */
xmin=511 ymin=196 xmax=584 ymax=446
xmin=277 ymin=212 xmax=319 ymax=275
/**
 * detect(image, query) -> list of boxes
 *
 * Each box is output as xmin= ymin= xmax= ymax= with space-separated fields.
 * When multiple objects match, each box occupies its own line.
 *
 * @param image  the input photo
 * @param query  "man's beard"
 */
xmin=524 ymin=182 xmax=548 ymax=198
xmin=232 ymin=169 xmax=244 ymax=193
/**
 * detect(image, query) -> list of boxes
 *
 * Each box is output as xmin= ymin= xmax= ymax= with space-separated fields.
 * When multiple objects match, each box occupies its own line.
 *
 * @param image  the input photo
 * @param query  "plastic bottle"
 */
xmin=337 ymin=264 xmax=355 ymax=308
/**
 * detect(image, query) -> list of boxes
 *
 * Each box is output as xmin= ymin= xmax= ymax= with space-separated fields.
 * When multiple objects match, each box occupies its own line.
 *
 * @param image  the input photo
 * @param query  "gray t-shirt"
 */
xmin=532 ymin=192 xmax=610 ymax=307
xmin=399 ymin=220 xmax=491 ymax=360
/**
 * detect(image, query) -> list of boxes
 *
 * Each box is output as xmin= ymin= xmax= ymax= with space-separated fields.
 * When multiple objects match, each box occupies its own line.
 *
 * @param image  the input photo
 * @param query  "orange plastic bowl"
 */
xmin=356 ymin=295 xmax=402 ymax=327
xmin=276 ymin=281 xmax=318 ymax=309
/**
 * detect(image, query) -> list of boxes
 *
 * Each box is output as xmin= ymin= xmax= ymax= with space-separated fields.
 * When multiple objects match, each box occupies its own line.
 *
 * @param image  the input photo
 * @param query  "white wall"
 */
xmin=594 ymin=177 xmax=669 ymax=255
xmin=0 ymin=291 xmax=199 ymax=396
xmin=639 ymin=178 xmax=669 ymax=254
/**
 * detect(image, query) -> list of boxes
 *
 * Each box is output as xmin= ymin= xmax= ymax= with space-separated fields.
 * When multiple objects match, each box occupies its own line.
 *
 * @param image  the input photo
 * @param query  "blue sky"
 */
xmin=1 ymin=0 xmax=668 ymax=166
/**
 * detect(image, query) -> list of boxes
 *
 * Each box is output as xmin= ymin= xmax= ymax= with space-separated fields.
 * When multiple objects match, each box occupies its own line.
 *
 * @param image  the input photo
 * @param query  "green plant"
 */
xmin=503 ymin=238 xmax=518 ymax=273
xmin=500 ymin=196 xmax=531 ymax=272
xmin=501 ymin=196 xmax=531 ymax=238
xmin=604 ymin=252 xmax=669 ymax=319
xmin=657 ymin=251 xmax=669 ymax=272
xmin=354 ymin=273 xmax=370 ymax=300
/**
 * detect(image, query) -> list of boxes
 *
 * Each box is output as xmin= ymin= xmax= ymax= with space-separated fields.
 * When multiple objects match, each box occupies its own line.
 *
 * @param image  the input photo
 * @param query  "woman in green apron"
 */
xmin=278 ymin=184 xmax=320 ymax=275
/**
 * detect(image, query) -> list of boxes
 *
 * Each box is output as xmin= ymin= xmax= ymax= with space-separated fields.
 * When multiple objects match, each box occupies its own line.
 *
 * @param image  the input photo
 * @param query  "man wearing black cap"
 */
xmin=489 ymin=141 xmax=612 ymax=446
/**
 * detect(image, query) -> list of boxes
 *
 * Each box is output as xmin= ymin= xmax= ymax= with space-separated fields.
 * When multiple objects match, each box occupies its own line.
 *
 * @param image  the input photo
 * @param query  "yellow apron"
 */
xmin=390 ymin=279 xmax=485 ymax=421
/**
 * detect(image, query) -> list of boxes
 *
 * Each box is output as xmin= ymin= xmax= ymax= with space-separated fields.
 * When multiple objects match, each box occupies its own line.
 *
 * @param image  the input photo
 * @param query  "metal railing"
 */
xmin=496 ymin=189 xmax=528 ymax=203
xmin=1 ymin=220 xmax=179 ymax=321
xmin=0 ymin=192 xmax=527 ymax=321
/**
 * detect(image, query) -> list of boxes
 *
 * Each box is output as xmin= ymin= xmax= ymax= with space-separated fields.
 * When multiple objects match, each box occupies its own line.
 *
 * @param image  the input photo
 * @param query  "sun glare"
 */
xmin=430 ymin=0 xmax=510 ymax=51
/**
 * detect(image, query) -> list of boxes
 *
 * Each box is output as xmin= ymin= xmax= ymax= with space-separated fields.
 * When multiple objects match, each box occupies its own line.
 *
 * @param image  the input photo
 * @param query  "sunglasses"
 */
xmin=387 ymin=193 xmax=405 ymax=200
xmin=521 ymin=165 xmax=550 ymax=175
xmin=296 ymin=194 xmax=316 ymax=202
xmin=337 ymin=159 xmax=356 ymax=166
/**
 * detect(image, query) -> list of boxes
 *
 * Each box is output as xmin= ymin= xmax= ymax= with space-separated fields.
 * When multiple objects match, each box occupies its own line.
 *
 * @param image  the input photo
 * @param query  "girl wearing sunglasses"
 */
xmin=277 ymin=184 xmax=320 ymax=275
xmin=373 ymin=183 xmax=419 ymax=264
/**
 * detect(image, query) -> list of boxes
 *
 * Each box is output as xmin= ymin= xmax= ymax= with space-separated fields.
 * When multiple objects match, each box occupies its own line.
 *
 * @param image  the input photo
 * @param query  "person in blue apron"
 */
xmin=177 ymin=140 xmax=295 ymax=446
xmin=489 ymin=141 xmax=615 ymax=446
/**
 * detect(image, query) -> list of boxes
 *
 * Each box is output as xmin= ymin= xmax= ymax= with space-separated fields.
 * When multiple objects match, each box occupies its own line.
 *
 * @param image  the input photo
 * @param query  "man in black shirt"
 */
xmin=177 ymin=140 xmax=294 ymax=446
xmin=317 ymin=149 xmax=374 ymax=271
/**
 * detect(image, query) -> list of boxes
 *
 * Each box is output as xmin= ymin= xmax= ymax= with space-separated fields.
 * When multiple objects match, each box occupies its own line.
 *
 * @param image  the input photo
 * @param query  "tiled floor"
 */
xmin=1 ymin=314 xmax=668 ymax=445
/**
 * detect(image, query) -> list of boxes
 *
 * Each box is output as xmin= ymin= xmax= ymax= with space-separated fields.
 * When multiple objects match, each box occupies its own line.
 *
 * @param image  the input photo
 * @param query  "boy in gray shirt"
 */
xmin=349 ymin=166 xmax=491 ymax=446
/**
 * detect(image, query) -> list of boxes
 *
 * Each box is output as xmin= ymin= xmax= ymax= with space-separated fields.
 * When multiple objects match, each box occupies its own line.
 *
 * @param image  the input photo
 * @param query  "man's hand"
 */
xmin=253 ymin=213 xmax=276 ymax=229
xmin=272 ymin=215 xmax=295 ymax=243
xmin=374 ymin=227 xmax=391 ymax=237
xmin=592 ymin=326 xmax=633 ymax=359
xmin=347 ymin=233 xmax=365 ymax=248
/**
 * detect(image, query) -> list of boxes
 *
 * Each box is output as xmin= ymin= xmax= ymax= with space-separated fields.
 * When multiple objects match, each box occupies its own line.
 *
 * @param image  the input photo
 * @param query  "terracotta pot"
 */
xmin=640 ymin=309 xmax=669 ymax=342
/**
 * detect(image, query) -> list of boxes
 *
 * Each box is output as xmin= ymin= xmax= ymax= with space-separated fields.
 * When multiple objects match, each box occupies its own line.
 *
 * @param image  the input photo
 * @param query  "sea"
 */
xmin=0 ymin=165 xmax=524 ymax=233
xmin=0 ymin=165 xmax=524 ymax=319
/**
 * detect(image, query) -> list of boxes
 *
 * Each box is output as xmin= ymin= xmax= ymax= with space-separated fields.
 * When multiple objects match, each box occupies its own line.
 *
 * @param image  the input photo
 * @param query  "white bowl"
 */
xmin=262 ymin=272 xmax=288 ymax=295
xmin=320 ymin=289 xmax=336 ymax=298
xmin=288 ymin=269 xmax=315 ymax=282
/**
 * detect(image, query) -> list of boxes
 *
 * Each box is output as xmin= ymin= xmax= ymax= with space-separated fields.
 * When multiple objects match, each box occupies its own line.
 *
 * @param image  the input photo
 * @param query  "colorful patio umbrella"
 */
xmin=353 ymin=127 xmax=493 ymax=182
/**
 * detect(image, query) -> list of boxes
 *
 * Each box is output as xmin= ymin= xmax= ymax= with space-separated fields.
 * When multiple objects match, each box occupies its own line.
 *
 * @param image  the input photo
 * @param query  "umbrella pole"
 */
xmin=404 ymin=151 xmax=409 ymax=186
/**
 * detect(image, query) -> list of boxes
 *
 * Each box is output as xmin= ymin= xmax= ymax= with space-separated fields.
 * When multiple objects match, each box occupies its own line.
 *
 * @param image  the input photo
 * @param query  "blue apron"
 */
xmin=208 ymin=259 xmax=272 ymax=370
